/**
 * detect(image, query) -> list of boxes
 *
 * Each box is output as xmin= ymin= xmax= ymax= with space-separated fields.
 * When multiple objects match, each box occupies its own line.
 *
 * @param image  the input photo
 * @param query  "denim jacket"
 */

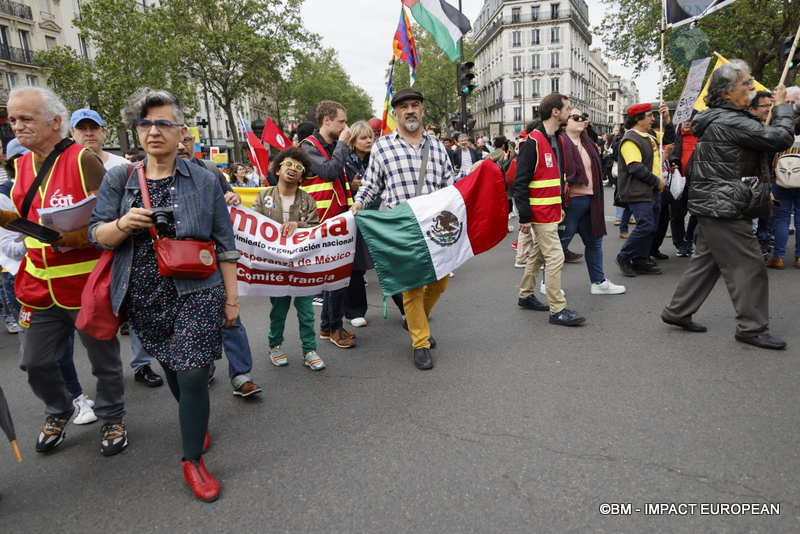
xmin=89 ymin=157 xmax=240 ymax=315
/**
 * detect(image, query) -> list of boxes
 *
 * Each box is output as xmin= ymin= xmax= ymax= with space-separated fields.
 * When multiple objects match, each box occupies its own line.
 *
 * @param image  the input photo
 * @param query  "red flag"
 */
xmin=261 ymin=118 xmax=292 ymax=151
xmin=240 ymin=115 xmax=270 ymax=179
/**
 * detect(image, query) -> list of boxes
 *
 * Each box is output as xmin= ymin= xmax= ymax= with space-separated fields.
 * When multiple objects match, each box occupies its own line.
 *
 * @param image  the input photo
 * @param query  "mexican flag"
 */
xmin=401 ymin=0 xmax=472 ymax=62
xmin=355 ymin=161 xmax=508 ymax=297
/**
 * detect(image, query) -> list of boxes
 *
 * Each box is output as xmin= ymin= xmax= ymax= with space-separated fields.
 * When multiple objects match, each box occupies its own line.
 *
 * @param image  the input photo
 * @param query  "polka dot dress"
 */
xmin=124 ymin=177 xmax=224 ymax=372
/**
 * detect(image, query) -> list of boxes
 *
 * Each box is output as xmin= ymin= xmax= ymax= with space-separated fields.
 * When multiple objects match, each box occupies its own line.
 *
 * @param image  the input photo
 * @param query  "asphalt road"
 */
xmin=1 ymin=193 xmax=798 ymax=533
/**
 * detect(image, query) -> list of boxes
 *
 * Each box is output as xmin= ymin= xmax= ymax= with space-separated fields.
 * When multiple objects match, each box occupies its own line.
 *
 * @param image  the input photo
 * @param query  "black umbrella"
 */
xmin=0 ymin=382 xmax=22 ymax=462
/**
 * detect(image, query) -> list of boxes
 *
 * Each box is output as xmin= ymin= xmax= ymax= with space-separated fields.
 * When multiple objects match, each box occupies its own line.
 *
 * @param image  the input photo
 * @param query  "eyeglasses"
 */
xmin=280 ymin=160 xmax=305 ymax=172
xmin=183 ymin=137 xmax=195 ymax=143
xmin=738 ymin=78 xmax=756 ymax=87
xmin=134 ymin=119 xmax=184 ymax=132
xmin=754 ymin=104 xmax=772 ymax=109
xmin=569 ymin=114 xmax=586 ymax=122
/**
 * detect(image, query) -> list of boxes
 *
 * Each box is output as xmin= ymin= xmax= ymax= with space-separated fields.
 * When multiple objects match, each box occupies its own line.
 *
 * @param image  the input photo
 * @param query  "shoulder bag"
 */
xmin=136 ymin=163 xmax=217 ymax=279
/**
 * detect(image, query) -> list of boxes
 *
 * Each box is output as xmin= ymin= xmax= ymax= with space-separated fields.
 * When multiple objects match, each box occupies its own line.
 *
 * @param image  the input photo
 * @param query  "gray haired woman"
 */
xmin=89 ymin=88 xmax=239 ymax=502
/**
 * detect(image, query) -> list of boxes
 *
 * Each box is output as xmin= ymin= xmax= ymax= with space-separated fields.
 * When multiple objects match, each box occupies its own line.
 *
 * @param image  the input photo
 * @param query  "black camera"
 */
xmin=149 ymin=207 xmax=174 ymax=234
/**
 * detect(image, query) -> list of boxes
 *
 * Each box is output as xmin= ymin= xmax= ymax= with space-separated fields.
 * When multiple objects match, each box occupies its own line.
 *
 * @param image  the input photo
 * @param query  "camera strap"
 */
xmin=135 ymin=162 xmax=159 ymax=240
xmin=20 ymin=137 xmax=75 ymax=220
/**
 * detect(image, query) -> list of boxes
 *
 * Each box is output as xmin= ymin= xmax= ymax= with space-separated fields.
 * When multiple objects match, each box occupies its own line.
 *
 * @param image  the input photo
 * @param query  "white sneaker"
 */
xmin=5 ymin=321 xmax=20 ymax=334
xmin=591 ymin=279 xmax=626 ymax=295
xmin=348 ymin=317 xmax=367 ymax=327
xmin=73 ymin=394 xmax=97 ymax=425
xmin=514 ymin=262 xmax=527 ymax=268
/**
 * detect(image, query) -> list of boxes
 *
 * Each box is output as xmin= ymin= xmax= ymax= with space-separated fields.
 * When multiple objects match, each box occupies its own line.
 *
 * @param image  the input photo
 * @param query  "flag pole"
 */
xmin=766 ymin=22 xmax=800 ymax=124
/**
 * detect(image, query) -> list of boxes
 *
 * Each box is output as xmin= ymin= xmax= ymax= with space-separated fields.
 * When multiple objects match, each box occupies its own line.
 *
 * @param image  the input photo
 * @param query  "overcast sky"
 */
xmin=299 ymin=0 xmax=658 ymax=117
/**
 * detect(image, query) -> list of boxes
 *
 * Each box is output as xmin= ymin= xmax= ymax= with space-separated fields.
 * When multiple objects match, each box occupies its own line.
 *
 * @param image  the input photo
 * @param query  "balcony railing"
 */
xmin=474 ymin=8 xmax=591 ymax=52
xmin=0 ymin=45 xmax=40 ymax=65
xmin=0 ymin=0 xmax=33 ymax=20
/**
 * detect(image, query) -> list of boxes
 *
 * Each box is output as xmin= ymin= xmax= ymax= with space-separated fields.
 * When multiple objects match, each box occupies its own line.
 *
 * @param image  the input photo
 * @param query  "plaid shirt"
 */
xmin=355 ymin=131 xmax=458 ymax=208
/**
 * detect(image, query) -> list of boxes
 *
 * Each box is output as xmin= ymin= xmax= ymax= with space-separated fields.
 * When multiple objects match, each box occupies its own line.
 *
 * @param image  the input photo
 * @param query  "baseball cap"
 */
xmin=70 ymin=109 xmax=105 ymax=129
xmin=6 ymin=138 xmax=29 ymax=158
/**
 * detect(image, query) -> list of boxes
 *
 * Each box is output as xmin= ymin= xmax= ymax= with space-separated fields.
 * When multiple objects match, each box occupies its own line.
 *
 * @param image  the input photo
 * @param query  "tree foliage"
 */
xmin=36 ymin=0 xmax=195 ymax=142
xmin=163 ymin=0 xmax=313 ymax=161
xmin=598 ymin=0 xmax=800 ymax=101
xmin=280 ymin=47 xmax=374 ymax=127
xmin=391 ymin=24 xmax=477 ymax=129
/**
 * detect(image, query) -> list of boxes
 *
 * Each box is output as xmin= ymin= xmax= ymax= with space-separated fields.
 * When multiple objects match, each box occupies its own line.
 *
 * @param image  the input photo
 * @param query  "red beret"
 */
xmin=626 ymin=103 xmax=653 ymax=116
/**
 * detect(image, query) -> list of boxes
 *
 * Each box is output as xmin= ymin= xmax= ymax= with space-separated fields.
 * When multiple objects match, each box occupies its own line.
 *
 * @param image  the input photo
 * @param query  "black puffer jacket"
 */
xmin=688 ymin=102 xmax=795 ymax=219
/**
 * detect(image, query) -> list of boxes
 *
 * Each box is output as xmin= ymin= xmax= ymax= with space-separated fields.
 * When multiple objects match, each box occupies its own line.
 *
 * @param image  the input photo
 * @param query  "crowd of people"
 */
xmin=0 ymin=57 xmax=797 ymax=503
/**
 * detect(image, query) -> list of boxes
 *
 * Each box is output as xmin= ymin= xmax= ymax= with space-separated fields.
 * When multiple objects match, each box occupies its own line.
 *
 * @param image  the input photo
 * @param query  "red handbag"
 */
xmin=137 ymin=163 xmax=217 ymax=279
xmin=75 ymin=249 xmax=123 ymax=340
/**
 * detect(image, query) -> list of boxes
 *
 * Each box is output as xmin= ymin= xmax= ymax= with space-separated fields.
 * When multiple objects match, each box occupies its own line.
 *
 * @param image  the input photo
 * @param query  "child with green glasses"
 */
xmin=252 ymin=147 xmax=324 ymax=370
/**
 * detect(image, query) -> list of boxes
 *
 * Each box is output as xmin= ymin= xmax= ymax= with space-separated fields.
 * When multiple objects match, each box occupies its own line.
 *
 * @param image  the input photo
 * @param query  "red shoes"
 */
xmin=182 ymin=456 xmax=220 ymax=502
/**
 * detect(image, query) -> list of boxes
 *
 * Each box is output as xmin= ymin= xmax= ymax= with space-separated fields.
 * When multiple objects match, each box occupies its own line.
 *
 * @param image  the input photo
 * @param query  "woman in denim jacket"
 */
xmin=89 ymin=88 xmax=238 ymax=503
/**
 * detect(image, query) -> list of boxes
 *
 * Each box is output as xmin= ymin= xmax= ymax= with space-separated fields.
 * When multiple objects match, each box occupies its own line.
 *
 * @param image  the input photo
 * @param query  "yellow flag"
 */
xmin=694 ymin=53 xmax=769 ymax=111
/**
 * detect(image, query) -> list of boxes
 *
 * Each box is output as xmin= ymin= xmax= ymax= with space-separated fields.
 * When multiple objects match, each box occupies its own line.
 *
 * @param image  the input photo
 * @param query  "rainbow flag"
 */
xmin=393 ymin=8 xmax=419 ymax=84
xmin=381 ymin=61 xmax=397 ymax=136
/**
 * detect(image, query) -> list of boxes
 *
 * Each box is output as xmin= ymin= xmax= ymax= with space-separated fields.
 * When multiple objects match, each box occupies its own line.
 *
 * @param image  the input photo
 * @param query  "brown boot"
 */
xmin=795 ymin=257 xmax=800 ymax=269
xmin=765 ymin=257 xmax=785 ymax=270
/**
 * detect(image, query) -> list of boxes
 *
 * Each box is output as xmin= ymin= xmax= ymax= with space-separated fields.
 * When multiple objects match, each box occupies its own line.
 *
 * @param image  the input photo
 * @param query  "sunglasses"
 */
xmin=280 ymin=160 xmax=305 ymax=172
xmin=569 ymin=114 xmax=586 ymax=122
xmin=134 ymin=119 xmax=184 ymax=132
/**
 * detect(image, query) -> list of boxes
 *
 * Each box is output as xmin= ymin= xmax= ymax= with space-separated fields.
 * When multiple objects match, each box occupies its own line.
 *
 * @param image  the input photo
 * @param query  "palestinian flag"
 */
xmin=402 ymin=0 xmax=471 ymax=62
xmin=355 ymin=161 xmax=507 ymax=297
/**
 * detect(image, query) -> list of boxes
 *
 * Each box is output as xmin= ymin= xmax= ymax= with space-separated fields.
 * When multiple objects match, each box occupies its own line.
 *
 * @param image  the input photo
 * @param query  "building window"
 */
xmin=531 ymin=29 xmax=540 ymax=45
xmin=0 ymin=26 xmax=9 ymax=49
xmin=551 ymin=3 xmax=560 ymax=18
xmin=513 ymin=80 xmax=522 ymax=98
xmin=531 ymin=54 xmax=540 ymax=70
xmin=551 ymin=52 xmax=560 ymax=69
xmin=512 ymin=31 xmax=521 ymax=47
xmin=45 ymin=36 xmax=56 ymax=49
xmin=531 ymin=79 xmax=540 ymax=97
xmin=513 ymin=107 xmax=522 ymax=122
xmin=18 ymin=30 xmax=30 ymax=51
xmin=551 ymin=77 xmax=560 ymax=93
xmin=5 ymin=73 xmax=17 ymax=88
xmin=512 ymin=7 xmax=521 ymax=23
xmin=532 ymin=106 xmax=539 ymax=119
xmin=551 ymin=27 xmax=560 ymax=43
xmin=79 ymin=36 xmax=89 ymax=58
xmin=26 ymin=75 xmax=37 ymax=86
xmin=512 ymin=56 xmax=521 ymax=72
xmin=531 ymin=6 xmax=540 ymax=21
xmin=609 ymin=104 xmax=614 ymax=112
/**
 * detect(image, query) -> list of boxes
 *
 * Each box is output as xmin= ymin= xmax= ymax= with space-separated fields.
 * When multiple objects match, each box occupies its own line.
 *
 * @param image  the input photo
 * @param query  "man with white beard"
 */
xmin=351 ymin=87 xmax=458 ymax=370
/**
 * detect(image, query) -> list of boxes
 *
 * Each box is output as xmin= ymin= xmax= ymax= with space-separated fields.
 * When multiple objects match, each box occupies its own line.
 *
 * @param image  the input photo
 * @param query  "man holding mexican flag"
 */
xmin=351 ymin=87 xmax=508 ymax=370
xmin=350 ymin=88 xmax=458 ymax=370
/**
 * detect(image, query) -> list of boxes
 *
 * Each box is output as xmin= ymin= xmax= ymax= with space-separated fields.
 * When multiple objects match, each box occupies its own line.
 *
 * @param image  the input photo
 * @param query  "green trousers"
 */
xmin=268 ymin=295 xmax=317 ymax=354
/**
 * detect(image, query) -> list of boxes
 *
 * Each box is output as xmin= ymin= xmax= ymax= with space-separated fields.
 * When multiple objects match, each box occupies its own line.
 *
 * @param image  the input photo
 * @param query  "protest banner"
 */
xmin=230 ymin=205 xmax=356 ymax=297
xmin=673 ymin=56 xmax=711 ymax=125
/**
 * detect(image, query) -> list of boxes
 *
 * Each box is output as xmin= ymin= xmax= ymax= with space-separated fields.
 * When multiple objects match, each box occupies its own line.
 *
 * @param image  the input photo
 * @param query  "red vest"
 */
xmin=527 ymin=130 xmax=562 ymax=224
xmin=299 ymin=136 xmax=353 ymax=222
xmin=11 ymin=144 xmax=101 ymax=309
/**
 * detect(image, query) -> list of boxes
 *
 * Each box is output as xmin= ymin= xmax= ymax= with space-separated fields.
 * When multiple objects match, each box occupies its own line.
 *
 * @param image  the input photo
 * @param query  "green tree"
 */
xmin=390 ymin=25 xmax=477 ymax=130
xmin=36 ymin=0 xmax=195 ymax=143
xmin=597 ymin=0 xmax=800 ymax=100
xmin=280 ymin=47 xmax=374 ymax=127
xmin=163 ymin=0 xmax=313 ymax=161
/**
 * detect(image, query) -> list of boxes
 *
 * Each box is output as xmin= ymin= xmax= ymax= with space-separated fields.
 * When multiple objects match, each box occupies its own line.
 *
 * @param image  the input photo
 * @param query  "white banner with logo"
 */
xmin=229 ymin=206 xmax=356 ymax=297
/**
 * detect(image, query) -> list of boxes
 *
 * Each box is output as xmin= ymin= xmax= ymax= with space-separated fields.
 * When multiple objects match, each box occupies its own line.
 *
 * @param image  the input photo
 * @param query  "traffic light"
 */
xmin=779 ymin=36 xmax=800 ymax=70
xmin=451 ymin=112 xmax=463 ymax=131
xmin=457 ymin=61 xmax=476 ymax=96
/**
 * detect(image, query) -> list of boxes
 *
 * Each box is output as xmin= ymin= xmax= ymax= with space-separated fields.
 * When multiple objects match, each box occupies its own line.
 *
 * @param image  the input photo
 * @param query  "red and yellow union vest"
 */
xmin=299 ymin=136 xmax=353 ymax=222
xmin=11 ymin=144 xmax=101 ymax=309
xmin=528 ymin=130 xmax=562 ymax=224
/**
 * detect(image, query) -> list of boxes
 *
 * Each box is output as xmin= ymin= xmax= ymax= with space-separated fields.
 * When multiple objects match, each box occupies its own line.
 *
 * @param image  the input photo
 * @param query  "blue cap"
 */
xmin=70 ymin=109 xmax=104 ymax=129
xmin=6 ymin=138 xmax=29 ymax=158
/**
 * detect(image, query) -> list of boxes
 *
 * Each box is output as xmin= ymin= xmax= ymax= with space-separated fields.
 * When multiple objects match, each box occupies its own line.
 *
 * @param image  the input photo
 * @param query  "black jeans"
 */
xmin=344 ymin=270 xmax=367 ymax=319
xmin=320 ymin=287 xmax=346 ymax=332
